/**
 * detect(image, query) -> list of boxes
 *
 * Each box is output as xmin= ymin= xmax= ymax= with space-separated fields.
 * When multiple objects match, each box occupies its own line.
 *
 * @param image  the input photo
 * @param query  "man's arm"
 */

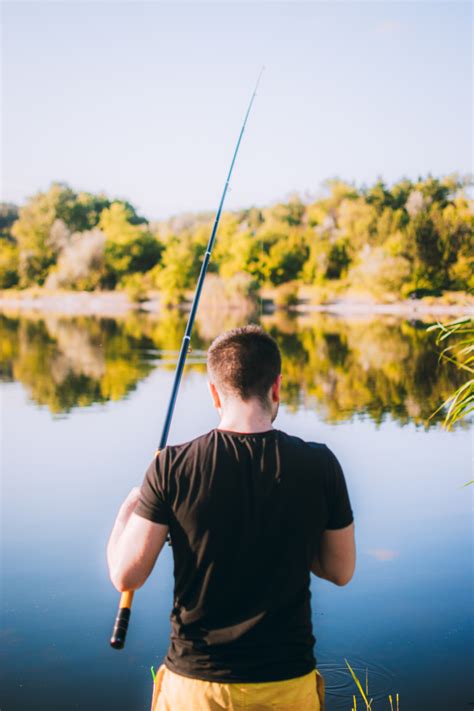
xmin=311 ymin=522 xmax=356 ymax=586
xmin=107 ymin=487 xmax=169 ymax=592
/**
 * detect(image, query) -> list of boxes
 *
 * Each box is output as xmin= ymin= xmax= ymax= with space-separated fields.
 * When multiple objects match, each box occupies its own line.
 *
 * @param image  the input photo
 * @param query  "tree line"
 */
xmin=0 ymin=175 xmax=472 ymax=303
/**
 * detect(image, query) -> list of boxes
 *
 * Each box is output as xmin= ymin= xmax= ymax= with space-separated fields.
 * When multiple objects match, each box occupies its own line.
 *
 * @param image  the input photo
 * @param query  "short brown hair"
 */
xmin=207 ymin=325 xmax=281 ymax=405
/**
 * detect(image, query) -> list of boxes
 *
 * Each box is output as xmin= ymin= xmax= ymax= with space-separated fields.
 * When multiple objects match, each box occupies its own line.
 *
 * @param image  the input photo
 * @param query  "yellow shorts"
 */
xmin=151 ymin=664 xmax=325 ymax=711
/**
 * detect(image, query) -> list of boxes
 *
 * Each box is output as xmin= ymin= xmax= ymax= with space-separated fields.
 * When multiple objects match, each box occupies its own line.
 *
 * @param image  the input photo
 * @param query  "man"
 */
xmin=107 ymin=325 xmax=355 ymax=711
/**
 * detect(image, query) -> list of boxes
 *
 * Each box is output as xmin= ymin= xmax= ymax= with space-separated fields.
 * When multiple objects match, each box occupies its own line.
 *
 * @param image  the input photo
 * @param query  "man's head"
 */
xmin=207 ymin=325 xmax=282 ymax=419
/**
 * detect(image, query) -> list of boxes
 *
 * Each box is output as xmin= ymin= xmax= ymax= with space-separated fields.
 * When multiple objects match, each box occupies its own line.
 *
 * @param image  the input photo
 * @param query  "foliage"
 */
xmin=262 ymin=231 xmax=309 ymax=284
xmin=428 ymin=318 xmax=473 ymax=433
xmin=45 ymin=228 xmax=105 ymax=290
xmin=99 ymin=203 xmax=163 ymax=288
xmin=10 ymin=183 xmax=111 ymax=286
xmin=152 ymin=229 xmax=208 ymax=306
xmin=0 ymin=240 xmax=20 ymax=288
xmin=1 ymin=176 xmax=472 ymax=302
xmin=0 ymin=203 xmax=19 ymax=237
xmin=348 ymin=249 xmax=411 ymax=298
xmin=5 ymin=183 xmax=154 ymax=289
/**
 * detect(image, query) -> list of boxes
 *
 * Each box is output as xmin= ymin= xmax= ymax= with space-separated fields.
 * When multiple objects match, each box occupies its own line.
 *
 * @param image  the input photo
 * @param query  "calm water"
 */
xmin=1 ymin=310 xmax=472 ymax=711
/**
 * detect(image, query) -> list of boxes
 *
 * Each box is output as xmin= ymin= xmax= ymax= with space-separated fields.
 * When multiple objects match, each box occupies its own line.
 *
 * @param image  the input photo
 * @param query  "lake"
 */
xmin=0 ymin=308 xmax=472 ymax=711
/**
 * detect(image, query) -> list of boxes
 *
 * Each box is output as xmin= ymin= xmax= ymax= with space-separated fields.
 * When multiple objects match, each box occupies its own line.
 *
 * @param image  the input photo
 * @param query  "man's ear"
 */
xmin=208 ymin=381 xmax=222 ymax=409
xmin=271 ymin=374 xmax=282 ymax=402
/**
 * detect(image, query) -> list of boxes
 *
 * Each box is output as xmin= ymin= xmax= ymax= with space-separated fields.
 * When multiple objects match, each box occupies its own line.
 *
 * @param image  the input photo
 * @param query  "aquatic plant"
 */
xmin=428 ymin=317 xmax=473 ymax=430
xmin=345 ymin=659 xmax=400 ymax=711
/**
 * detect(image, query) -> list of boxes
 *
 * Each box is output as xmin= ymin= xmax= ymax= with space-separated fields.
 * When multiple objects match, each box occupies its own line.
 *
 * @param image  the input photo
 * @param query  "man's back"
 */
xmin=136 ymin=427 xmax=353 ymax=683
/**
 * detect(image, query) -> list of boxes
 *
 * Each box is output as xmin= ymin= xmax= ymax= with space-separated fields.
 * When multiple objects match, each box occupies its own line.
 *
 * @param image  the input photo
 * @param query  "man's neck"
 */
xmin=217 ymin=403 xmax=273 ymax=434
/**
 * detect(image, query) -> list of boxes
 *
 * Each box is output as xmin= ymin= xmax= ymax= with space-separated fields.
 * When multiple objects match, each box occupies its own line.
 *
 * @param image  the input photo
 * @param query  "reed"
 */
xmin=428 ymin=317 xmax=474 ymax=434
xmin=345 ymin=659 xmax=399 ymax=711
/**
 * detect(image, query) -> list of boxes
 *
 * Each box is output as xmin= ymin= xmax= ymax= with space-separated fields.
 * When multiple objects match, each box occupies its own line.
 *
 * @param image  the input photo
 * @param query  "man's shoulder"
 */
xmin=277 ymin=430 xmax=329 ymax=455
xmin=159 ymin=429 xmax=335 ymax=471
xmin=159 ymin=430 xmax=216 ymax=459
xmin=163 ymin=429 xmax=331 ymax=453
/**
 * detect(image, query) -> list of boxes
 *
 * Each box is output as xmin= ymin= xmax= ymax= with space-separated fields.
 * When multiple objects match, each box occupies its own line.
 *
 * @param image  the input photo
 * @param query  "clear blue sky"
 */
xmin=2 ymin=1 xmax=472 ymax=219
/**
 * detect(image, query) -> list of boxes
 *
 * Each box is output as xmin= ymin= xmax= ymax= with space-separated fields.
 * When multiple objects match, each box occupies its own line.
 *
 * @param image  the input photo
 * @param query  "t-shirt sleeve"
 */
xmin=134 ymin=453 xmax=170 ymax=525
xmin=324 ymin=446 xmax=354 ymax=530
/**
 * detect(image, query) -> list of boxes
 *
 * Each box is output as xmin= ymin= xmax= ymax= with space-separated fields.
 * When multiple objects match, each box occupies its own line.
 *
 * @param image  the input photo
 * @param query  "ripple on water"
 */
xmin=317 ymin=658 xmax=397 ymax=703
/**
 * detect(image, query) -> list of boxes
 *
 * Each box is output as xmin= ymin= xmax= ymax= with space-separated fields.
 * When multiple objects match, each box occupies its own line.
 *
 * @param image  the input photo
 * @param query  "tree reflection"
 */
xmin=265 ymin=313 xmax=464 ymax=426
xmin=0 ymin=314 xmax=155 ymax=413
xmin=0 ymin=310 xmax=464 ymax=425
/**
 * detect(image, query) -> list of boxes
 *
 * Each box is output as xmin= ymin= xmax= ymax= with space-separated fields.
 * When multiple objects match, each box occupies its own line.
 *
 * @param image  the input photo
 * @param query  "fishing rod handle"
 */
xmin=110 ymin=590 xmax=134 ymax=649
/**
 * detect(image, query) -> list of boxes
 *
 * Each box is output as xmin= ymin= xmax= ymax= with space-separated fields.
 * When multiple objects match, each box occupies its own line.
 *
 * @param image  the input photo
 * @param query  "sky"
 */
xmin=2 ymin=1 xmax=472 ymax=219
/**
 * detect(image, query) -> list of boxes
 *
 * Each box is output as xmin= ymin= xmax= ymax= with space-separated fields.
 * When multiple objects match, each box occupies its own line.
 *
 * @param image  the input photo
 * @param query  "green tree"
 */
xmin=325 ymin=241 xmax=351 ymax=279
xmin=12 ymin=183 xmax=68 ymax=285
xmin=405 ymin=209 xmax=445 ymax=291
xmin=11 ymin=183 xmax=111 ymax=286
xmin=0 ymin=203 xmax=19 ymax=238
xmin=364 ymin=178 xmax=395 ymax=213
xmin=303 ymin=236 xmax=350 ymax=283
xmin=0 ymin=241 xmax=19 ymax=288
xmin=99 ymin=203 xmax=163 ymax=288
xmin=263 ymin=232 xmax=309 ymax=285
xmin=267 ymin=195 xmax=305 ymax=227
xmin=337 ymin=198 xmax=377 ymax=251
xmin=153 ymin=231 xmax=206 ymax=306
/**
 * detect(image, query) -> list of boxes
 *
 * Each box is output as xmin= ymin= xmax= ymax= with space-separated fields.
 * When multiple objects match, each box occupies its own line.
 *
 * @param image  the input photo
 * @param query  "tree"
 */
xmin=99 ymin=203 xmax=163 ymax=288
xmin=364 ymin=179 xmax=394 ymax=213
xmin=45 ymin=228 xmax=106 ymax=290
xmin=405 ymin=209 xmax=445 ymax=290
xmin=11 ymin=183 xmax=111 ymax=286
xmin=263 ymin=232 xmax=309 ymax=285
xmin=0 ymin=203 xmax=19 ymax=238
xmin=267 ymin=195 xmax=305 ymax=227
xmin=12 ymin=184 xmax=68 ymax=285
xmin=2 ymin=174 xmax=470 ymax=301
xmin=337 ymin=198 xmax=377 ymax=251
xmin=9 ymin=183 xmax=147 ymax=286
xmin=55 ymin=189 xmax=111 ymax=232
xmin=153 ymin=233 xmax=203 ymax=306
xmin=349 ymin=248 xmax=411 ymax=297
xmin=0 ymin=241 xmax=19 ymax=288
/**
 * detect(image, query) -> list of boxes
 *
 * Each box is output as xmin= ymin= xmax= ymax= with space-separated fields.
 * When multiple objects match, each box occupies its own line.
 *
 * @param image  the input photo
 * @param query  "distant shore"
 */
xmin=0 ymin=288 xmax=472 ymax=319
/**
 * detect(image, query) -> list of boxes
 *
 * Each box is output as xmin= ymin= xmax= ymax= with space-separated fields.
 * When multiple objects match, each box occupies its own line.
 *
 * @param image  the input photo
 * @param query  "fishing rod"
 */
xmin=110 ymin=68 xmax=264 ymax=650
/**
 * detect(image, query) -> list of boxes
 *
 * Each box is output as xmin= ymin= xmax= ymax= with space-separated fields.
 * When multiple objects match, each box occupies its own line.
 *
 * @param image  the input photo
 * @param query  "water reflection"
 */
xmin=0 ymin=310 xmax=463 ymax=425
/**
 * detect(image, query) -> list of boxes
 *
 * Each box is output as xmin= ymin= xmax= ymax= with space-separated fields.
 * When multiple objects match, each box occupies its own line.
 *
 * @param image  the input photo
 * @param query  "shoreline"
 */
xmin=294 ymin=301 xmax=474 ymax=317
xmin=0 ymin=288 xmax=472 ymax=319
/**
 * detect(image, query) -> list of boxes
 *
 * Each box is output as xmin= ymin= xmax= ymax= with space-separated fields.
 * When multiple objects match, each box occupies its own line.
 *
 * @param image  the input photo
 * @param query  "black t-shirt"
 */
xmin=135 ymin=428 xmax=353 ymax=683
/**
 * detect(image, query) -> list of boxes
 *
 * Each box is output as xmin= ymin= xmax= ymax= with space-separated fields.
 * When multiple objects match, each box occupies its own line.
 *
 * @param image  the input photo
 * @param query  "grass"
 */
xmin=428 ymin=317 xmax=473 ymax=447
xmin=345 ymin=660 xmax=400 ymax=711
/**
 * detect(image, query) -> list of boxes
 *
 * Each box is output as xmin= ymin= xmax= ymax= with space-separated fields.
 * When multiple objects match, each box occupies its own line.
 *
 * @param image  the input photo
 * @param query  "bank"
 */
xmin=0 ymin=286 xmax=473 ymax=318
